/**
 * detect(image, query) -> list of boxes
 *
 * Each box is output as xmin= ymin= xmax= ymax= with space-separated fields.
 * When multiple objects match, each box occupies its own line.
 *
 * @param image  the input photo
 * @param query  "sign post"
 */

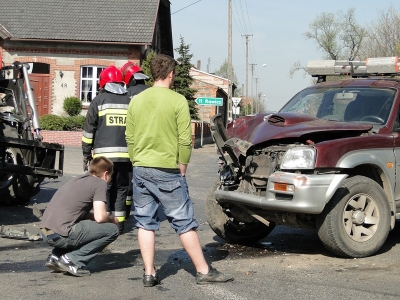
xmin=232 ymin=97 xmax=241 ymax=119
xmin=195 ymin=97 xmax=223 ymax=146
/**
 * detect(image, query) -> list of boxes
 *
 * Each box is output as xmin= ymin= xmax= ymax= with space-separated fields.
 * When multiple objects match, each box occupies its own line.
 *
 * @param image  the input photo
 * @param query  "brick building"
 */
xmin=0 ymin=0 xmax=172 ymax=117
xmin=190 ymin=67 xmax=236 ymax=125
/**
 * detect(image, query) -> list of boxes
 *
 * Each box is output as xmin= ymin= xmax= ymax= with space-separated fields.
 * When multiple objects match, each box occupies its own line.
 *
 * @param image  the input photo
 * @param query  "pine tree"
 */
xmin=141 ymin=50 xmax=156 ymax=87
xmin=174 ymin=36 xmax=199 ymax=120
xmin=214 ymin=59 xmax=241 ymax=96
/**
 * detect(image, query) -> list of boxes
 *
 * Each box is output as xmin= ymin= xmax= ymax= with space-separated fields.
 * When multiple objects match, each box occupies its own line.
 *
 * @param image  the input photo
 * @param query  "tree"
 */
xmin=304 ymin=8 xmax=365 ymax=60
xmin=239 ymin=104 xmax=252 ymax=117
xmin=213 ymin=59 xmax=241 ymax=96
xmin=174 ymin=36 xmax=199 ymax=120
xmin=141 ymin=50 xmax=156 ymax=87
xmin=361 ymin=6 xmax=400 ymax=58
xmin=290 ymin=8 xmax=366 ymax=78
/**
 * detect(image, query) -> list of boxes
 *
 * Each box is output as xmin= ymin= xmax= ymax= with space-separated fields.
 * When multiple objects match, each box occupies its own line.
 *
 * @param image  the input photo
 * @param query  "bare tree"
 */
xmin=360 ymin=6 xmax=400 ymax=58
xmin=290 ymin=8 xmax=366 ymax=78
xmin=340 ymin=8 xmax=366 ymax=60
xmin=289 ymin=61 xmax=307 ymax=78
xmin=304 ymin=11 xmax=340 ymax=60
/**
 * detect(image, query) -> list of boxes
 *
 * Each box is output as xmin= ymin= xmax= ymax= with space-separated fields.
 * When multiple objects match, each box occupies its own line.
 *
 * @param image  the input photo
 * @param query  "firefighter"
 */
xmin=120 ymin=62 xmax=150 ymax=219
xmin=121 ymin=62 xmax=149 ymax=97
xmin=82 ymin=65 xmax=131 ymax=234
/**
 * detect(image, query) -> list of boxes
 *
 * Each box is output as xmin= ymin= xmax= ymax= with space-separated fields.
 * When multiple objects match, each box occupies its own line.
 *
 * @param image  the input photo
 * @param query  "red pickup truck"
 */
xmin=207 ymin=57 xmax=400 ymax=258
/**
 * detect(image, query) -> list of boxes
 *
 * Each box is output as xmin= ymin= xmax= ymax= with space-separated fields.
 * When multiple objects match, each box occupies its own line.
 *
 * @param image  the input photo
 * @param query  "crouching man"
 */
xmin=40 ymin=156 xmax=119 ymax=277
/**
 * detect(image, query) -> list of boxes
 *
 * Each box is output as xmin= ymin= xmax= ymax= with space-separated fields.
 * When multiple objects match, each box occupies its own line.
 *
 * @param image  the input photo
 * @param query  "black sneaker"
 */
xmin=56 ymin=254 xmax=91 ymax=277
xmin=44 ymin=254 xmax=64 ymax=272
xmin=196 ymin=266 xmax=234 ymax=285
xmin=143 ymin=270 xmax=160 ymax=287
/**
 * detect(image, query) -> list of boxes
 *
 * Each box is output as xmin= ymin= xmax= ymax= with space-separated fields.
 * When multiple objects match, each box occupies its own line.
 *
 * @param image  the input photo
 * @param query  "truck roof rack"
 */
xmin=307 ymin=56 xmax=400 ymax=83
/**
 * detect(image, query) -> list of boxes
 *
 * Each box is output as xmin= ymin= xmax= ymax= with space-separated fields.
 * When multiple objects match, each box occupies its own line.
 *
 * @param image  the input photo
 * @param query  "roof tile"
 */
xmin=0 ymin=0 xmax=160 ymax=43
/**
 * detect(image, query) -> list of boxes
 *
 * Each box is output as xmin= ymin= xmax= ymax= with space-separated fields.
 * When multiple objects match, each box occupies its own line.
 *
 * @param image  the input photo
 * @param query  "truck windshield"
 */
xmin=280 ymin=87 xmax=396 ymax=125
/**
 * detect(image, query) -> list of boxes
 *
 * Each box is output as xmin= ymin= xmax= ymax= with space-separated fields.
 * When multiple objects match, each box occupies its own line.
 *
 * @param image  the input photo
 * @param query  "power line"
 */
xmin=171 ymin=0 xmax=203 ymax=15
xmin=232 ymin=0 xmax=246 ymax=35
xmin=236 ymin=0 xmax=249 ymax=33
xmin=243 ymin=0 xmax=253 ymax=35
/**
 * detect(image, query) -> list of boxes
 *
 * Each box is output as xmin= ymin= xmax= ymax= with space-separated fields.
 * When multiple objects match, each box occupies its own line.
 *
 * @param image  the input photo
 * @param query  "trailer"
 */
xmin=0 ymin=62 xmax=64 ymax=205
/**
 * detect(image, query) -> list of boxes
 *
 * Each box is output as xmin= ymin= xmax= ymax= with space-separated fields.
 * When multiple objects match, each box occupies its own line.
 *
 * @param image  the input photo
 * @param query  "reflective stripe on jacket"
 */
xmin=82 ymin=90 xmax=131 ymax=162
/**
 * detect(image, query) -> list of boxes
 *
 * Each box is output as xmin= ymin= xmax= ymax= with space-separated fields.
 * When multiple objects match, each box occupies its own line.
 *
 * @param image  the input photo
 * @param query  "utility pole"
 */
xmin=228 ymin=0 xmax=233 ymax=123
xmin=255 ymin=77 xmax=259 ymax=113
xmin=242 ymin=34 xmax=252 ymax=115
xmin=250 ymin=63 xmax=256 ymax=113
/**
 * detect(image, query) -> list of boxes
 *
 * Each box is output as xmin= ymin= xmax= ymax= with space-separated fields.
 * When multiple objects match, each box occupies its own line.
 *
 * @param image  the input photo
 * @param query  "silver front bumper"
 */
xmin=215 ymin=172 xmax=348 ymax=214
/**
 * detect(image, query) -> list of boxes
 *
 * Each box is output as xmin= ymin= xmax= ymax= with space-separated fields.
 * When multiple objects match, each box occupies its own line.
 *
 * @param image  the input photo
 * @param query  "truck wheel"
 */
xmin=0 ymin=125 xmax=42 ymax=205
xmin=316 ymin=175 xmax=390 ymax=258
xmin=206 ymin=180 xmax=275 ymax=244
xmin=0 ymin=147 xmax=40 ymax=205
xmin=0 ymin=148 xmax=18 ymax=192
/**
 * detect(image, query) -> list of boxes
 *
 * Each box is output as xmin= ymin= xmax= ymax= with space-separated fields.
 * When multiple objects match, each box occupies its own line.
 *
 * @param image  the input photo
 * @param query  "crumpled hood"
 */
xmin=227 ymin=112 xmax=373 ymax=145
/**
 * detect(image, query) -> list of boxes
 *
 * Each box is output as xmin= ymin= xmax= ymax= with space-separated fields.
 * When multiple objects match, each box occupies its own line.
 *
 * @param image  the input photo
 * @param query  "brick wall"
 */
xmin=40 ymin=121 xmax=212 ymax=147
xmin=40 ymin=130 xmax=82 ymax=146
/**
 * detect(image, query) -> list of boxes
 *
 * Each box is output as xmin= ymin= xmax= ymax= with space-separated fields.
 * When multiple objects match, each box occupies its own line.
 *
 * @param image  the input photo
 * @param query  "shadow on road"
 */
xmin=207 ymin=222 xmax=400 ymax=259
xmin=141 ymin=242 xmax=232 ymax=282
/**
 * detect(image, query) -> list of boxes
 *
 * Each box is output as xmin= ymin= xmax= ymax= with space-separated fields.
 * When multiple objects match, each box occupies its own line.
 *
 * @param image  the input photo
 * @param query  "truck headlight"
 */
xmin=281 ymin=147 xmax=316 ymax=169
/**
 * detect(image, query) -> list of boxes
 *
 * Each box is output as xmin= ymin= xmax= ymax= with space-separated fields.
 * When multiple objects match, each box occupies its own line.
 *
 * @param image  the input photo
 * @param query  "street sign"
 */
xmin=232 ymin=97 xmax=241 ymax=107
xmin=195 ymin=97 xmax=223 ymax=106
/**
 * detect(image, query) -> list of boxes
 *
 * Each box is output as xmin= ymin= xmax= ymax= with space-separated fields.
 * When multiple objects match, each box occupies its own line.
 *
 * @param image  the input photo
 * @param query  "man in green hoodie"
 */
xmin=125 ymin=54 xmax=233 ymax=287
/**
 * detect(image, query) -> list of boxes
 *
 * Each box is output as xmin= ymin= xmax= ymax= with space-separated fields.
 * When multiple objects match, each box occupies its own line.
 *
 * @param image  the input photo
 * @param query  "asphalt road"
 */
xmin=1 ymin=145 xmax=400 ymax=300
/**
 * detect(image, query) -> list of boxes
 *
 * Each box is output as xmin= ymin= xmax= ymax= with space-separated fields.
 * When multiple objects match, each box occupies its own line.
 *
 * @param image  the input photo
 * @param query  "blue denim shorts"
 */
xmin=132 ymin=166 xmax=199 ymax=234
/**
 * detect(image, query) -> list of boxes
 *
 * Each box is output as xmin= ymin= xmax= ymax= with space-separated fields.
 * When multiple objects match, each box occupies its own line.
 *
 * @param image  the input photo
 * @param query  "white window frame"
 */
xmin=80 ymin=66 xmax=105 ymax=104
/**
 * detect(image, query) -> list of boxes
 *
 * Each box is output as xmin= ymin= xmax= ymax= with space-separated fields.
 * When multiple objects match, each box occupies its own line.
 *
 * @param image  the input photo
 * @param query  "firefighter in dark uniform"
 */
xmin=121 ymin=62 xmax=150 ymax=97
xmin=120 ymin=62 xmax=149 ymax=219
xmin=82 ymin=65 xmax=131 ymax=234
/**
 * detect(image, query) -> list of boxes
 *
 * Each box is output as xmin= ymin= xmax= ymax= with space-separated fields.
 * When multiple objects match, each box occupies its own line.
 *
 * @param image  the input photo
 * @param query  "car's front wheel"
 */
xmin=316 ymin=175 xmax=391 ymax=258
xmin=206 ymin=180 xmax=275 ymax=244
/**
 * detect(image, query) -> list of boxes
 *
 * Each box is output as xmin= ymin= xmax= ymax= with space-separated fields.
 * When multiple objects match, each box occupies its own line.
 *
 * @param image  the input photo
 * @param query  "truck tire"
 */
xmin=316 ymin=175 xmax=391 ymax=258
xmin=206 ymin=180 xmax=275 ymax=244
xmin=0 ymin=126 xmax=42 ymax=205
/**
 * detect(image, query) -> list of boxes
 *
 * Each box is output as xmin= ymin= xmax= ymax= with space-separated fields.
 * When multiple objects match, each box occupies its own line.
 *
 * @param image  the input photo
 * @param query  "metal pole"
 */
xmin=255 ymin=78 xmax=259 ymax=113
xmin=242 ymin=34 xmax=252 ymax=115
xmin=20 ymin=63 xmax=42 ymax=139
xmin=250 ymin=63 xmax=256 ymax=114
xmin=201 ymin=105 xmax=204 ymax=147
xmin=228 ymin=0 xmax=233 ymax=123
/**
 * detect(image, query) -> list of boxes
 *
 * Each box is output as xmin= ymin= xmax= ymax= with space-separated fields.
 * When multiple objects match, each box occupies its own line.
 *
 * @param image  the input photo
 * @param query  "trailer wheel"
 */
xmin=206 ymin=180 xmax=275 ymax=244
xmin=0 ymin=147 xmax=41 ymax=205
xmin=316 ymin=175 xmax=391 ymax=258
xmin=0 ymin=125 xmax=42 ymax=205
xmin=0 ymin=148 xmax=18 ymax=191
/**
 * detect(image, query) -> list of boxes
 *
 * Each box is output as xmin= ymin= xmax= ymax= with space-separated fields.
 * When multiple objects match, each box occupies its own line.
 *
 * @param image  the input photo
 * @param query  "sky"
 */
xmin=170 ymin=0 xmax=399 ymax=112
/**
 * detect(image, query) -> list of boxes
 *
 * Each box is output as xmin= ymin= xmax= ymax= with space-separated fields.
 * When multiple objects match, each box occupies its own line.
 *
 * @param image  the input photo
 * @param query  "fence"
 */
xmin=40 ymin=121 xmax=212 ymax=148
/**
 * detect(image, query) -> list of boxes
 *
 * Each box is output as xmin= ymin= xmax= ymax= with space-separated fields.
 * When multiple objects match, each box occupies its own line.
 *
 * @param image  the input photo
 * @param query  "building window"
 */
xmin=80 ymin=66 xmax=105 ymax=104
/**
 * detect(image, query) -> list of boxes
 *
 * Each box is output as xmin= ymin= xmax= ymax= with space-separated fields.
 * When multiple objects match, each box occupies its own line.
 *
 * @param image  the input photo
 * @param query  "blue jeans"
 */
xmin=132 ymin=166 xmax=199 ymax=234
xmin=41 ymin=220 xmax=119 ymax=267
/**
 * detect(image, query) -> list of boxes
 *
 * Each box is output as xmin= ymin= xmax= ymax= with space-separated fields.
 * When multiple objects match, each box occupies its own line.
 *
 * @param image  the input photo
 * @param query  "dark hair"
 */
xmin=150 ymin=54 xmax=176 ymax=81
xmin=89 ymin=156 xmax=114 ymax=178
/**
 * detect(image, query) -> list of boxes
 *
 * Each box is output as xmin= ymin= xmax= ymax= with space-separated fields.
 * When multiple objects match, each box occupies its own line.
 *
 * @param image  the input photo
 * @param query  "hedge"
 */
xmin=39 ymin=114 xmax=85 ymax=131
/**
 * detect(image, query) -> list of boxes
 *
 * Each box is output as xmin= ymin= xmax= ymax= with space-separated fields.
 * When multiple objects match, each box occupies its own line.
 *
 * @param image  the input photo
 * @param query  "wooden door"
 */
xmin=28 ymin=74 xmax=50 ymax=117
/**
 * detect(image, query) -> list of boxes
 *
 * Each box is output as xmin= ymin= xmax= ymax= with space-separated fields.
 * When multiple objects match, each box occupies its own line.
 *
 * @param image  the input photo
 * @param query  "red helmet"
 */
xmin=120 ymin=62 xmax=145 ymax=85
xmin=99 ymin=66 xmax=124 ymax=88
